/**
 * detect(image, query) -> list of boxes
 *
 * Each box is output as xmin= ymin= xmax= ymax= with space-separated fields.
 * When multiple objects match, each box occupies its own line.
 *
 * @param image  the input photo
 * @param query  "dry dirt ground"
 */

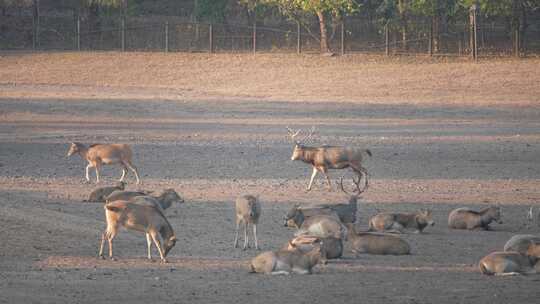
xmin=1 ymin=52 xmax=540 ymax=304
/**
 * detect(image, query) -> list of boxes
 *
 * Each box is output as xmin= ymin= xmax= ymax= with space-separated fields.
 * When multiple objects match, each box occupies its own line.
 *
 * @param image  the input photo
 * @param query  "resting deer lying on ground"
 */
xmin=504 ymin=234 xmax=540 ymax=254
xmin=287 ymin=127 xmax=371 ymax=193
xmin=67 ymin=142 xmax=141 ymax=184
xmin=281 ymin=235 xmax=343 ymax=264
xmin=284 ymin=181 xmax=359 ymax=226
xmin=250 ymin=241 xmax=322 ymax=275
xmin=287 ymin=209 xmax=348 ymax=240
xmin=84 ymin=181 xmax=125 ymax=202
xmin=347 ymin=224 xmax=410 ymax=255
xmin=234 ymin=195 xmax=261 ymax=250
xmin=479 ymin=241 xmax=540 ymax=276
xmin=105 ymin=190 xmax=153 ymax=202
xmin=99 ymin=200 xmax=176 ymax=262
xmin=284 ymin=205 xmax=340 ymax=227
xmin=106 ymin=189 xmax=184 ymax=211
xmin=369 ymin=209 xmax=435 ymax=234
xmin=448 ymin=206 xmax=502 ymax=230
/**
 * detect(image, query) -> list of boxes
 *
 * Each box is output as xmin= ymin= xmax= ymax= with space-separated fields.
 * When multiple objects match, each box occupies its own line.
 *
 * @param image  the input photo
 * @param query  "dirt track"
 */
xmin=1 ymin=53 xmax=540 ymax=304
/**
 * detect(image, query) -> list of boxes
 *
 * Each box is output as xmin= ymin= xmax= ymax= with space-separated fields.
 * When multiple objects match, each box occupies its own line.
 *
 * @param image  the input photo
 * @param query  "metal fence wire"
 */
xmin=1 ymin=13 xmax=539 ymax=58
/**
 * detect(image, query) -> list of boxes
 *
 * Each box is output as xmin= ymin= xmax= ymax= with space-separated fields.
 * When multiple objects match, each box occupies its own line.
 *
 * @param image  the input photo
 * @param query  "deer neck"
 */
xmin=300 ymin=146 xmax=317 ymax=165
xmin=77 ymin=146 xmax=89 ymax=160
xmin=159 ymin=220 xmax=175 ymax=241
xmin=479 ymin=208 xmax=493 ymax=225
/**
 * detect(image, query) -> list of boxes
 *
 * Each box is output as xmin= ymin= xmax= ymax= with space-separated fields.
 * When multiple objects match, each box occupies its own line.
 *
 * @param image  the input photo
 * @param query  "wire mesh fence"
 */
xmin=1 ymin=13 xmax=539 ymax=57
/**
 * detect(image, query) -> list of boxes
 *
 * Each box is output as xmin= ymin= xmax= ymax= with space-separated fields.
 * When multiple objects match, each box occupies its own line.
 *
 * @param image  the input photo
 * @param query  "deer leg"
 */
xmin=94 ymin=161 xmax=102 ymax=184
xmin=85 ymin=164 xmax=93 ymax=182
xmin=98 ymin=231 xmax=106 ymax=259
xmin=243 ymin=222 xmax=249 ymax=250
xmin=307 ymin=167 xmax=319 ymax=191
xmin=125 ymin=161 xmax=141 ymax=185
xmin=119 ymin=165 xmax=127 ymax=182
xmin=106 ymin=229 xmax=117 ymax=260
xmin=149 ymin=231 xmax=167 ymax=263
xmin=233 ymin=220 xmax=240 ymax=248
xmin=146 ymin=233 xmax=153 ymax=260
xmin=253 ymin=224 xmax=259 ymax=250
xmin=320 ymin=167 xmax=332 ymax=191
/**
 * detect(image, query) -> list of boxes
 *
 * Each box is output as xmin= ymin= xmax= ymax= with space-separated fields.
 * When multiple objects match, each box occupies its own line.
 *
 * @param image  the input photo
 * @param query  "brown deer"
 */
xmin=284 ymin=185 xmax=358 ymax=227
xmin=504 ymin=234 xmax=540 ymax=254
xmin=99 ymin=200 xmax=176 ymax=263
xmin=448 ymin=206 xmax=502 ymax=230
xmin=479 ymin=241 xmax=540 ymax=276
xmin=287 ymin=127 xmax=371 ymax=193
xmin=281 ymin=235 xmax=343 ymax=264
xmin=67 ymin=142 xmax=141 ymax=184
xmin=347 ymin=224 xmax=410 ymax=255
xmin=289 ymin=211 xmax=348 ymax=240
xmin=369 ymin=209 xmax=435 ymax=234
xmin=234 ymin=195 xmax=261 ymax=250
xmin=106 ymin=188 xmax=184 ymax=211
xmin=84 ymin=181 xmax=125 ymax=202
xmin=249 ymin=241 xmax=322 ymax=275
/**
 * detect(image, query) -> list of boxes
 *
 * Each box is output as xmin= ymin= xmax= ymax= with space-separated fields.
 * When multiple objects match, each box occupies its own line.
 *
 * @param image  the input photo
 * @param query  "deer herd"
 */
xmin=67 ymin=127 xmax=540 ymax=276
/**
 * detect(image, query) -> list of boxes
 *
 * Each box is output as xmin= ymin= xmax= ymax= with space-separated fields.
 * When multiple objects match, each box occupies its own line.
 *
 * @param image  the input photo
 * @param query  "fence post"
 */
xmin=165 ymin=21 xmax=169 ymax=53
xmin=514 ymin=27 xmax=520 ymax=57
xmin=77 ymin=15 xmax=81 ymax=51
xmin=385 ymin=22 xmax=389 ymax=56
xmin=297 ymin=21 xmax=301 ymax=54
xmin=253 ymin=21 xmax=257 ymax=54
xmin=340 ymin=19 xmax=345 ymax=56
xmin=209 ymin=23 xmax=213 ymax=53
xmin=469 ymin=4 xmax=478 ymax=60
xmin=32 ymin=14 xmax=36 ymax=50
xmin=428 ymin=19 xmax=433 ymax=56
xmin=121 ymin=17 xmax=126 ymax=52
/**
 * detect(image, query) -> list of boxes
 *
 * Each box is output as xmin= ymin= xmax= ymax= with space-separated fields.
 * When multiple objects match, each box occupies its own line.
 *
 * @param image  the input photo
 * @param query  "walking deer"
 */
xmin=67 ymin=142 xmax=141 ymax=184
xmin=99 ymin=200 xmax=176 ymax=262
xmin=287 ymin=127 xmax=371 ymax=193
xmin=234 ymin=195 xmax=261 ymax=250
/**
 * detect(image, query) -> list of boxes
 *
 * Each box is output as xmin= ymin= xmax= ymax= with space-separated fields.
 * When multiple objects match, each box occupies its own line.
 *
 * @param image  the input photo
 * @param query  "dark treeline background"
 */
xmin=1 ymin=1 xmax=539 ymax=56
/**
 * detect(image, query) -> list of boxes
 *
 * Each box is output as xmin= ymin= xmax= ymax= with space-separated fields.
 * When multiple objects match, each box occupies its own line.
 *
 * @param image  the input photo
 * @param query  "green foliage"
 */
xmin=194 ymin=0 xmax=229 ymax=22
xmin=242 ymin=0 xmax=359 ymax=19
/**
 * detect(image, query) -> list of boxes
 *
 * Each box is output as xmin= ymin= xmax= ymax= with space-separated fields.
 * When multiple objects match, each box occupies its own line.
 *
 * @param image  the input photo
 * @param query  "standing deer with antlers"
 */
xmin=287 ymin=127 xmax=371 ymax=193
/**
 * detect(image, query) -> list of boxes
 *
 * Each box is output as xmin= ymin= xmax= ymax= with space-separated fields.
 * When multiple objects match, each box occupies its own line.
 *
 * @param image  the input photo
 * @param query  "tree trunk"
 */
xmin=316 ymin=11 xmax=332 ymax=54
xmin=432 ymin=13 xmax=440 ymax=53
xmin=398 ymin=0 xmax=408 ymax=50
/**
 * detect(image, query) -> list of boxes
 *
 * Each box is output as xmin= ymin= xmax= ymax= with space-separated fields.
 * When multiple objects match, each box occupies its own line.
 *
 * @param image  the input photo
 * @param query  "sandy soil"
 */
xmin=1 ymin=52 xmax=540 ymax=304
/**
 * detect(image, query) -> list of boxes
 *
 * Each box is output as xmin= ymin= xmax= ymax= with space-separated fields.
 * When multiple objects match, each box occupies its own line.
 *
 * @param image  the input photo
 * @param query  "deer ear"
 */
xmin=288 ymin=240 xmax=295 ymax=248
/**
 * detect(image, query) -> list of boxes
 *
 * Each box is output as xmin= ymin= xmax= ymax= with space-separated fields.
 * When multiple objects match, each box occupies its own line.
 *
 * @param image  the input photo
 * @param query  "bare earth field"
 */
xmin=1 ymin=52 xmax=540 ymax=304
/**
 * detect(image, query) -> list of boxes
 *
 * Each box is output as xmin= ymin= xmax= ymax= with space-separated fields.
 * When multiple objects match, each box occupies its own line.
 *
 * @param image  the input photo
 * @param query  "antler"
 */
xmin=286 ymin=126 xmax=301 ymax=143
xmin=286 ymin=126 xmax=317 ymax=145
xmin=339 ymin=170 xmax=369 ymax=196
xmin=303 ymin=126 xmax=317 ymax=145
